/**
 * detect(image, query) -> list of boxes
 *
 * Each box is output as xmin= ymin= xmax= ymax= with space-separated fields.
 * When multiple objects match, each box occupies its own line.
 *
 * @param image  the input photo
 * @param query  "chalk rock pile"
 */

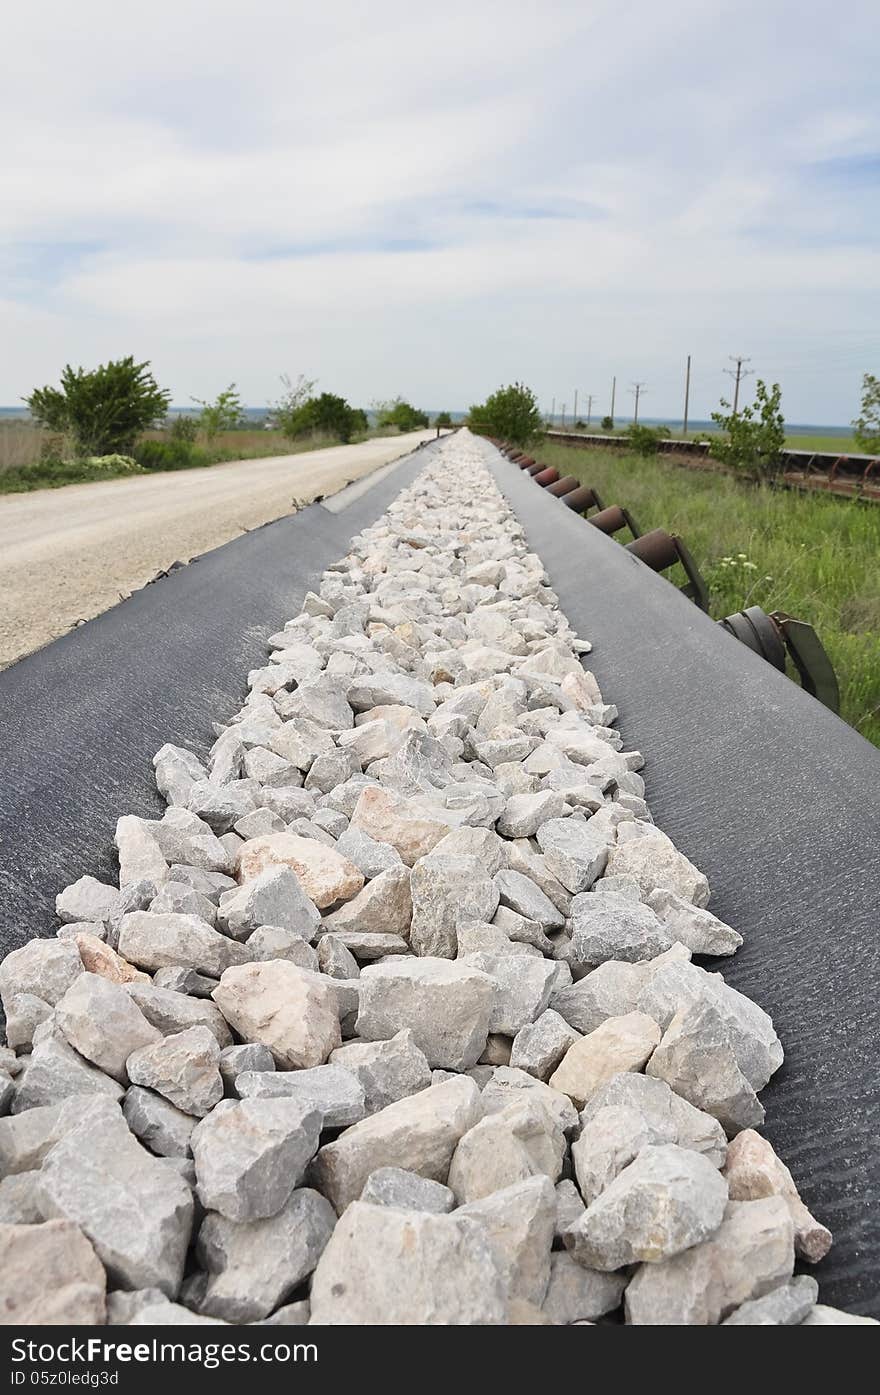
xmin=0 ymin=430 xmax=872 ymax=1327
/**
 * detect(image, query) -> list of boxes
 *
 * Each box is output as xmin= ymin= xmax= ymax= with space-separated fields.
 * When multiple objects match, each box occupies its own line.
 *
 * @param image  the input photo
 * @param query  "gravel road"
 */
xmin=0 ymin=432 xmax=431 ymax=669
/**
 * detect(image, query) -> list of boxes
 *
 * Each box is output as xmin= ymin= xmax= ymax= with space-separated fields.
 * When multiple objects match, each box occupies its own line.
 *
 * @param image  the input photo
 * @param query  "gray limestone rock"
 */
xmin=309 ymin=1201 xmax=508 ymax=1324
xmin=723 ymin=1274 xmax=818 ymax=1325
xmin=570 ymin=892 xmax=674 ymax=967
xmin=329 ymin=1030 xmax=432 ymax=1114
xmin=447 ymin=1098 xmax=566 ymax=1205
xmin=356 ymin=957 xmax=495 ymax=1070
xmin=190 ymin=1097 xmax=323 ymax=1222
xmin=566 ymin=1144 xmax=728 ymax=1270
xmin=0 ymin=938 xmax=84 ymax=1015
xmin=494 ymin=869 xmax=566 ymax=931
xmin=510 ymin=1011 xmax=581 ymax=1081
xmin=211 ymin=961 xmax=342 ymax=1069
xmin=126 ymin=1026 xmax=223 ymax=1117
xmin=320 ymin=866 xmax=412 ymax=939
xmin=55 ymin=876 xmax=121 ymax=927
xmin=235 ymin=1063 xmax=366 ymax=1127
xmin=625 ymin=1196 xmax=795 ymax=1325
xmin=216 ymin=866 xmax=321 ymax=942
xmin=317 ymin=934 xmax=361 ymax=979
xmin=126 ymin=982 xmax=233 ymax=1048
xmin=646 ymin=998 xmax=765 ymax=1135
xmin=360 ymin=1167 xmax=455 ymax=1213
xmin=219 ymin=1043 xmax=275 ymax=1091
xmin=459 ymin=1174 xmax=556 ymax=1306
xmin=55 ymin=972 xmax=161 ymax=1082
xmin=461 ymin=951 xmax=557 ymax=1036
xmin=542 ymin=1251 xmax=626 ymax=1324
xmin=0 ymin=1219 xmax=107 ymax=1324
xmin=335 ymin=826 xmax=404 ymax=879
xmin=196 ymin=1187 xmax=336 ymax=1322
xmin=37 ymin=1097 xmax=193 ymax=1297
xmin=497 ymin=791 xmax=567 ymax=839
xmin=118 ymin=911 xmax=246 ymax=977
xmin=535 ymin=818 xmax=610 ymax=893
xmin=12 ymin=1034 xmax=125 ymax=1113
xmin=309 ymin=1075 xmax=482 ymax=1213
xmin=646 ymin=888 xmax=742 ymax=956
xmin=123 ymin=1086 xmax=197 ymax=1158
xmin=409 ymin=853 xmax=499 ymax=958
xmin=242 ymin=925 xmax=319 ymax=970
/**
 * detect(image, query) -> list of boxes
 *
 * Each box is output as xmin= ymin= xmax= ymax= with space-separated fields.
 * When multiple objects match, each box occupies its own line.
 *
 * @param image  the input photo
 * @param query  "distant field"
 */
xmin=540 ymin=442 xmax=880 ymax=748
xmin=784 ymin=434 xmax=862 ymax=454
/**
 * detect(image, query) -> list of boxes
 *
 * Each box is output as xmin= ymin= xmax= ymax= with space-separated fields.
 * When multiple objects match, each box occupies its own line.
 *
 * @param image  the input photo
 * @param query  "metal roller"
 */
xmin=587 ymin=504 xmax=641 ymax=539
xmin=545 ymin=475 xmax=580 ymax=497
xmin=533 ymin=467 xmax=560 ymax=486
xmin=561 ymin=485 xmax=606 ymax=514
xmin=719 ymin=605 xmax=840 ymax=712
xmin=625 ymin=528 xmax=709 ymax=610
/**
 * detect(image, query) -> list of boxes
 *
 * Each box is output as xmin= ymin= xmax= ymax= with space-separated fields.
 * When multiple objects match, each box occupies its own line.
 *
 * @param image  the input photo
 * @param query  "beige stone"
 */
xmin=722 ymin=1129 xmax=832 ymax=1263
xmin=212 ymin=961 xmax=341 ymax=1069
xmin=549 ymin=1012 xmax=661 ymax=1107
xmin=349 ymin=786 xmax=452 ymax=866
xmin=0 ymin=1220 xmax=106 ymax=1325
xmin=237 ymin=833 xmax=364 ymax=908
xmin=74 ymin=933 xmax=149 ymax=985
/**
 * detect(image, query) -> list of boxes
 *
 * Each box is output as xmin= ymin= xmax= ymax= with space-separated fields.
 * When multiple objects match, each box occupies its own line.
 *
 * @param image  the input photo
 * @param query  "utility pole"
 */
xmin=551 ymin=397 xmax=555 ymax=427
xmin=561 ymin=403 xmax=567 ymax=429
xmin=630 ymin=381 xmax=647 ymax=425
xmin=724 ymin=355 xmax=752 ymax=416
xmin=610 ymin=376 xmax=616 ymax=425
xmin=573 ymin=389 xmax=578 ymax=424
xmin=586 ymin=394 xmax=594 ymax=428
xmin=683 ymin=354 xmax=691 ymax=436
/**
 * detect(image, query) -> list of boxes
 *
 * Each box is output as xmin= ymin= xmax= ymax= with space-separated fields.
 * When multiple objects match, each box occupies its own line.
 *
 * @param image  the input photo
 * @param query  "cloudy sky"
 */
xmin=2 ymin=0 xmax=878 ymax=422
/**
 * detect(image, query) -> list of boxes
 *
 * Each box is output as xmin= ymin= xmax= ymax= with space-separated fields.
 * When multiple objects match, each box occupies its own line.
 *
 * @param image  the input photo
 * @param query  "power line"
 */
xmin=630 ymin=381 xmax=647 ymax=425
xmin=724 ymin=355 xmax=753 ymax=415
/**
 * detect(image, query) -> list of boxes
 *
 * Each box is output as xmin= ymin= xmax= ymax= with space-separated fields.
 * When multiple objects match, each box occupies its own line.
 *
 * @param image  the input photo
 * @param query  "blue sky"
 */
xmin=1 ymin=0 xmax=878 ymax=422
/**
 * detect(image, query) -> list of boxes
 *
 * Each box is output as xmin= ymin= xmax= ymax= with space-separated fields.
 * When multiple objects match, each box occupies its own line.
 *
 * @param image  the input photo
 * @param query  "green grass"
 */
xmin=784 ymin=434 xmax=863 ymax=453
xmin=0 ymin=429 xmax=382 ymax=494
xmin=540 ymin=443 xmax=880 ymax=747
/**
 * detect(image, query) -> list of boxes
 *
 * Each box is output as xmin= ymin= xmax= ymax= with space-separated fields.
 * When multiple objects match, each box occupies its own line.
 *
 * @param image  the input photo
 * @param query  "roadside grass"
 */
xmin=0 ymin=425 xmax=394 ymax=494
xmin=552 ymin=427 xmax=864 ymax=453
xmin=539 ymin=442 xmax=880 ymax=747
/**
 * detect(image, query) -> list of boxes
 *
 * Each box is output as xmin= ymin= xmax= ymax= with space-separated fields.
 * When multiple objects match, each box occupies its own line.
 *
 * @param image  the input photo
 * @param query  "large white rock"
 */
xmin=190 ymin=1098 xmax=323 ymax=1222
xmin=0 ymin=1219 xmax=107 ymax=1324
xmin=458 ymin=1175 xmax=556 ymax=1305
xmin=55 ymin=972 xmax=161 ymax=1082
xmin=349 ymin=787 xmax=453 ymax=865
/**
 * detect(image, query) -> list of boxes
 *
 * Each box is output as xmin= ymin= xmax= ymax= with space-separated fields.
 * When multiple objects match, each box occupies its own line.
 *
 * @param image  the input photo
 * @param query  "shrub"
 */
xmin=169 ymin=415 xmax=198 ymax=444
xmin=191 ymin=385 xmax=245 ymax=440
xmin=25 ymin=357 xmax=171 ymax=457
xmin=710 ymin=379 xmax=785 ymax=482
xmin=283 ymin=392 xmax=362 ymax=443
xmin=627 ymin=424 xmax=670 ymax=456
xmin=84 ymin=454 xmax=142 ymax=473
xmin=467 ymin=382 xmax=542 ymax=446
xmin=134 ymin=439 xmax=199 ymax=471
xmin=600 ymin=415 xmax=614 ymax=431
xmin=273 ymin=373 xmax=318 ymax=440
xmin=434 ymin=411 xmax=453 ymax=428
xmin=376 ymin=398 xmax=430 ymax=432
xmin=853 ymin=373 xmax=880 ymax=453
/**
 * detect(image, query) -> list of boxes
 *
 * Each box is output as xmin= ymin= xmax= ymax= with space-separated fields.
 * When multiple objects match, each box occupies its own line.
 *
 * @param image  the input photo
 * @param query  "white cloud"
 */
xmin=2 ymin=0 xmax=878 ymax=421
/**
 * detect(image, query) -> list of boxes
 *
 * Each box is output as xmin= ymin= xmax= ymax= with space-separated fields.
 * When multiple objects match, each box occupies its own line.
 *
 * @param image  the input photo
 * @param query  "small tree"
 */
xmin=26 ymin=356 xmax=171 ymax=457
xmin=853 ymin=373 xmax=880 ymax=452
xmin=467 ymin=382 xmax=542 ymax=446
xmin=600 ymin=415 xmax=614 ymax=432
xmin=191 ymin=384 xmax=245 ymax=440
xmin=710 ymin=379 xmax=785 ymax=482
xmin=273 ymin=373 xmax=318 ymax=441
xmin=434 ymin=411 xmax=453 ymax=428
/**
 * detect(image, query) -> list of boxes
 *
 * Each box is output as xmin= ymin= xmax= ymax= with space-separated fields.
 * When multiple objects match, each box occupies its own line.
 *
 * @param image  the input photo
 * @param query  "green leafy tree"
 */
xmin=853 ymin=373 xmax=880 ymax=452
xmin=434 ymin=411 xmax=453 ymax=428
xmin=25 ymin=357 xmax=171 ymax=458
xmin=600 ymin=415 xmax=614 ymax=431
xmin=169 ymin=414 xmax=198 ymax=444
xmin=375 ymin=398 xmax=429 ymax=432
xmin=467 ymin=382 xmax=542 ymax=446
xmin=272 ymin=373 xmax=318 ymax=440
xmin=710 ymin=379 xmax=785 ymax=482
xmin=191 ymin=384 xmax=245 ymax=440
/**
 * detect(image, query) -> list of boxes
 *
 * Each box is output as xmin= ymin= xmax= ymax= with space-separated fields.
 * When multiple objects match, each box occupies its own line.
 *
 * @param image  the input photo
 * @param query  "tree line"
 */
xmin=24 ymin=358 xmax=444 ymax=463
